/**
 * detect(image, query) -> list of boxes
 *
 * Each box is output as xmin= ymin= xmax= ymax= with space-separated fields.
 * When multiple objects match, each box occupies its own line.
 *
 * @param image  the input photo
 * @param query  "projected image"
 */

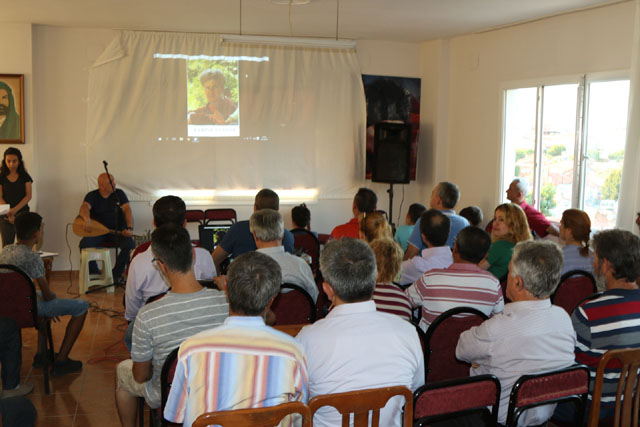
xmin=187 ymin=59 xmax=239 ymax=137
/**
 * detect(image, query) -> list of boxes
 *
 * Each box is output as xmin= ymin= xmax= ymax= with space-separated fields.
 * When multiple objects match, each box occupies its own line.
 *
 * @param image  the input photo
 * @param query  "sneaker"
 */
xmin=1 ymin=381 xmax=34 ymax=399
xmin=51 ymin=358 xmax=83 ymax=376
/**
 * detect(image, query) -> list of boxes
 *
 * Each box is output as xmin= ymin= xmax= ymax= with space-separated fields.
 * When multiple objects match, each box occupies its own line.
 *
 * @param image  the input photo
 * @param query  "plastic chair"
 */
xmin=423 ymin=307 xmax=488 ymax=383
xmin=588 ymin=348 xmax=640 ymax=427
xmin=79 ymin=247 xmax=114 ymax=294
xmin=551 ymin=270 xmax=597 ymax=315
xmin=506 ymin=364 xmax=589 ymax=427
xmin=308 ymin=385 xmax=413 ymax=427
xmin=271 ymin=283 xmax=317 ymax=325
xmin=413 ymin=374 xmax=501 ymax=427
xmin=0 ymin=264 xmax=55 ymax=394
xmin=193 ymin=401 xmax=311 ymax=427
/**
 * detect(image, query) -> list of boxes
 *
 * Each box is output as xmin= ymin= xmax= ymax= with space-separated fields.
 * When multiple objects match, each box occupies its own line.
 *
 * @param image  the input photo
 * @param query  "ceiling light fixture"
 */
xmin=271 ymin=0 xmax=311 ymax=5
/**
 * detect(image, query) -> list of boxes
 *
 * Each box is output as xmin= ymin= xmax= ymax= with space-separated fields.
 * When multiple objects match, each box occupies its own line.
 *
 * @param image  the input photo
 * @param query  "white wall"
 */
xmin=445 ymin=1 xmax=635 ymax=227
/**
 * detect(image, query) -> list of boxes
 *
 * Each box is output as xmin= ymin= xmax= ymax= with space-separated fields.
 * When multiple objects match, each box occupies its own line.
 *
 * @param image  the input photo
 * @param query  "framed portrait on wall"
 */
xmin=0 ymin=74 xmax=24 ymax=144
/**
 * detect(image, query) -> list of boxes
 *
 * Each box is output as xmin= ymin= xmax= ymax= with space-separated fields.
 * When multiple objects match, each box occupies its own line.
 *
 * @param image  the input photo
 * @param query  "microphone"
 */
xmin=103 ymin=160 xmax=108 ymax=167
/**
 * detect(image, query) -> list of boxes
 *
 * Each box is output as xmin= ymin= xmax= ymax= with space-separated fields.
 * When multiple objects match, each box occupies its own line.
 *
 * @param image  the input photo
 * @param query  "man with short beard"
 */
xmin=0 ymin=81 xmax=20 ymax=139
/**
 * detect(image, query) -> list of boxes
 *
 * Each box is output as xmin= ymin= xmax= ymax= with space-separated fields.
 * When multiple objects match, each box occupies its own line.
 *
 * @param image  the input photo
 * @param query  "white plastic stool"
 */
xmin=79 ymin=248 xmax=115 ymax=294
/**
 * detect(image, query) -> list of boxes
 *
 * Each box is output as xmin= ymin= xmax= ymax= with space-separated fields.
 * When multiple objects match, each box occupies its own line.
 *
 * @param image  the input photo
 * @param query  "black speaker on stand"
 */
xmin=371 ymin=122 xmax=412 ymax=231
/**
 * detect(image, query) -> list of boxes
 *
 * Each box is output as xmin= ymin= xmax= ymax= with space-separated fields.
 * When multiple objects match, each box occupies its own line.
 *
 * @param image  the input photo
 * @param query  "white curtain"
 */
xmin=85 ymin=31 xmax=366 ymax=201
xmin=618 ymin=0 xmax=640 ymax=231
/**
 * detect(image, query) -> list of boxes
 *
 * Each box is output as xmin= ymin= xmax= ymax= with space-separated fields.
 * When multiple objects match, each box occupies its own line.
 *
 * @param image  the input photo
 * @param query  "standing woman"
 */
xmin=0 ymin=147 xmax=32 ymax=246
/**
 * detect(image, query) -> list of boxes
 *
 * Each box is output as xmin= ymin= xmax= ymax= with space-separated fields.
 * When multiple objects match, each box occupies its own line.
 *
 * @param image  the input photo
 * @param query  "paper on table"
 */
xmin=0 ymin=205 xmax=9 ymax=215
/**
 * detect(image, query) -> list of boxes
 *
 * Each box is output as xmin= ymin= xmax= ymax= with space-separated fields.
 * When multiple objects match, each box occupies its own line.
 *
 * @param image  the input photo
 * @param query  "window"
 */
xmin=502 ymin=76 xmax=630 ymax=230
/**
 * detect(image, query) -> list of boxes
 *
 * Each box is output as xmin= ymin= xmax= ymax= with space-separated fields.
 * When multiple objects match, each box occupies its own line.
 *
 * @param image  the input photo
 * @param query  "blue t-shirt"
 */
xmin=83 ymin=189 xmax=129 ymax=230
xmin=394 ymin=225 xmax=414 ymax=252
xmin=219 ymin=220 xmax=294 ymax=258
xmin=408 ymin=209 xmax=469 ymax=250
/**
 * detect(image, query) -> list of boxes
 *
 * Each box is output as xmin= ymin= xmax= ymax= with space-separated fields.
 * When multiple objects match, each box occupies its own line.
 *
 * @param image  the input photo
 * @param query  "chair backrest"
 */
xmin=273 ymin=323 xmax=309 ymax=337
xmin=551 ymin=270 xmax=597 ymax=315
xmin=506 ymin=364 xmax=590 ymax=427
xmin=192 ymin=402 xmax=311 ymax=427
xmin=160 ymin=347 xmax=180 ymax=421
xmin=130 ymin=240 xmax=151 ymax=263
xmin=423 ymin=307 xmax=488 ymax=383
xmin=413 ymin=374 xmax=501 ymax=427
xmin=185 ymin=209 xmax=205 ymax=224
xmin=308 ymin=386 xmax=413 ymax=427
xmin=588 ymin=348 xmax=640 ymax=427
xmin=291 ymin=229 xmax=320 ymax=276
xmin=204 ymin=208 xmax=237 ymax=225
xmin=271 ymin=283 xmax=317 ymax=325
xmin=0 ymin=264 xmax=38 ymax=328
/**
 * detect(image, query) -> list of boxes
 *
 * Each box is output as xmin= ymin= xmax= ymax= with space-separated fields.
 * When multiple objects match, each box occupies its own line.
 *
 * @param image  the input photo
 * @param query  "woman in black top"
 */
xmin=0 ymin=147 xmax=32 ymax=246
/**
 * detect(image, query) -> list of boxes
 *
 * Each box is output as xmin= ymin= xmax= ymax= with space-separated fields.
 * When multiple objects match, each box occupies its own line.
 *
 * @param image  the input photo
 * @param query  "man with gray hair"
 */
xmin=456 ymin=240 xmax=576 ymax=426
xmin=251 ymin=209 xmax=318 ymax=302
xmin=296 ymin=238 xmax=424 ymax=427
xmin=506 ymin=178 xmax=559 ymax=237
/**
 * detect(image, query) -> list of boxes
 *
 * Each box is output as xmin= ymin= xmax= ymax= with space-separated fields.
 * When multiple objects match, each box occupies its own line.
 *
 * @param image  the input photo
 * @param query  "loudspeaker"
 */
xmin=372 ymin=122 xmax=412 ymax=184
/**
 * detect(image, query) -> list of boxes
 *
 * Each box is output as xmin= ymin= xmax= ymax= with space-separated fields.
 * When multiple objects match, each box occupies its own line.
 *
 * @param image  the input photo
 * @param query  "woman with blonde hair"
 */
xmin=370 ymin=238 xmax=412 ymax=321
xmin=359 ymin=211 xmax=392 ymax=243
xmin=480 ymin=203 xmax=533 ymax=279
xmin=559 ymin=209 xmax=593 ymax=275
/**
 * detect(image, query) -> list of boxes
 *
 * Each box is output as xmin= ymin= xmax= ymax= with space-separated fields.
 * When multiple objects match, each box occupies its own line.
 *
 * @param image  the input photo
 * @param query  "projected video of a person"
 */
xmin=188 ymin=69 xmax=238 ymax=125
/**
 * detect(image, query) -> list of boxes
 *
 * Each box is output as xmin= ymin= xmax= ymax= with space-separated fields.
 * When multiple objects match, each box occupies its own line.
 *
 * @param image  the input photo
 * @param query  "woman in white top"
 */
xmin=559 ymin=209 xmax=594 ymax=275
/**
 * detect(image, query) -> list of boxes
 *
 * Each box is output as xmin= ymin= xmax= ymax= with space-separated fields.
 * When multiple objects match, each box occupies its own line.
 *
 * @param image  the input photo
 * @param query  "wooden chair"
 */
xmin=192 ymin=402 xmax=311 ymax=427
xmin=551 ymin=269 xmax=597 ymax=315
xmin=413 ymin=374 xmax=501 ymax=427
xmin=423 ymin=307 xmax=488 ymax=383
xmin=308 ymin=386 xmax=413 ymax=427
xmin=271 ymin=283 xmax=317 ymax=325
xmin=588 ymin=348 xmax=640 ymax=427
xmin=0 ymin=264 xmax=55 ymax=394
xmin=506 ymin=364 xmax=589 ymax=427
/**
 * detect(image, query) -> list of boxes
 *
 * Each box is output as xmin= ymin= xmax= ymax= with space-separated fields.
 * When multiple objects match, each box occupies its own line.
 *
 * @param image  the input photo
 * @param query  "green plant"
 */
xmin=546 ymin=144 xmax=566 ymax=157
xmin=540 ymin=183 xmax=556 ymax=216
xmin=601 ymin=168 xmax=622 ymax=201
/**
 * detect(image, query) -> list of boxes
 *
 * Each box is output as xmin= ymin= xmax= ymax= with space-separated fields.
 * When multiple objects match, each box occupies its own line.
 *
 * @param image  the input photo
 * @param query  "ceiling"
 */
xmin=1 ymin=0 xmax=627 ymax=42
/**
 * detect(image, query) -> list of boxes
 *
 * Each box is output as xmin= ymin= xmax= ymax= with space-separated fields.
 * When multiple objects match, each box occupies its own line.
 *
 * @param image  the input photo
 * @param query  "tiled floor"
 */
xmin=15 ymin=274 xmax=131 ymax=427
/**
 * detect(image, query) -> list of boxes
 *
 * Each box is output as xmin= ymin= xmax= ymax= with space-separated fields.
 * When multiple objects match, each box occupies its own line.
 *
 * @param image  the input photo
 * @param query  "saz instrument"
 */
xmin=72 ymin=216 xmax=141 ymax=238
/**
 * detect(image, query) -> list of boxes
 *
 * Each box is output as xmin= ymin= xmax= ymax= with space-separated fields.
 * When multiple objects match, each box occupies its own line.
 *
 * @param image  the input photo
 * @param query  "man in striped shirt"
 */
xmin=406 ymin=226 xmax=504 ymax=332
xmin=115 ymin=225 xmax=229 ymax=427
xmin=164 ymin=251 xmax=308 ymax=427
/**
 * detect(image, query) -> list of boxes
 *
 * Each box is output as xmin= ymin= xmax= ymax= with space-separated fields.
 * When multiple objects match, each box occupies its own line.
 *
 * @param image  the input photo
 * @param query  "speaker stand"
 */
xmin=387 ymin=183 xmax=395 ymax=233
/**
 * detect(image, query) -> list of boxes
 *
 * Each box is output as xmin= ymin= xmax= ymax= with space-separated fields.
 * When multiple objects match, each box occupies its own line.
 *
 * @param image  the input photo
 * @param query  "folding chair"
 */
xmin=309 ymin=385 xmax=413 ymax=427
xmin=551 ymin=270 xmax=597 ymax=315
xmin=193 ymin=402 xmax=311 ymax=427
xmin=413 ymin=374 xmax=501 ymax=427
xmin=271 ymin=284 xmax=317 ymax=325
xmin=0 ymin=264 xmax=55 ymax=394
xmin=423 ymin=307 xmax=488 ymax=383
xmin=291 ymin=228 xmax=320 ymax=277
xmin=506 ymin=364 xmax=589 ymax=427
xmin=185 ymin=209 xmax=205 ymax=246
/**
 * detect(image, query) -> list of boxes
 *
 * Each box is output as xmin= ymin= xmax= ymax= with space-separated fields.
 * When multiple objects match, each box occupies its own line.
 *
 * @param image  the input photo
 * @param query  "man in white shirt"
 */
xmin=296 ymin=238 xmax=424 ymax=427
xmin=123 ymin=196 xmax=216 ymax=351
xmin=400 ymin=209 xmax=453 ymax=285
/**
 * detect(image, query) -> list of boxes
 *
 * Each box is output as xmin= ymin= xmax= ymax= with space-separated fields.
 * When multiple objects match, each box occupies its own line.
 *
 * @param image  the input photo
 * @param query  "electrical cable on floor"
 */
xmin=64 ymin=222 xmax=80 ymax=296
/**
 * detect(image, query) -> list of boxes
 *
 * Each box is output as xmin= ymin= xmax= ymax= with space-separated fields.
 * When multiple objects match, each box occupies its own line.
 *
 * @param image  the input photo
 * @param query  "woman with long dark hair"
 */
xmin=0 ymin=147 xmax=32 ymax=246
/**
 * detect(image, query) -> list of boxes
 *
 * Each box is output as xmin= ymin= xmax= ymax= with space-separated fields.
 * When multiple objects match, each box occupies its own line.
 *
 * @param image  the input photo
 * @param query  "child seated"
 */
xmin=394 ymin=203 xmax=426 ymax=252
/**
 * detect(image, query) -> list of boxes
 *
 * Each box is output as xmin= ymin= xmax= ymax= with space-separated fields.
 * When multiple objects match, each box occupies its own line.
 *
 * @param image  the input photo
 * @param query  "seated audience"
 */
xmin=0 ymin=212 xmax=89 ymax=376
xmin=399 ymin=209 xmax=453 ymax=285
xmin=164 ymin=252 xmax=308 ymax=427
xmin=0 ymin=317 xmax=32 ymax=398
xmin=251 ymin=209 xmax=318 ymax=302
xmin=459 ymin=205 xmax=483 ymax=228
xmin=559 ymin=208 xmax=594 ymax=275
xmin=359 ymin=210 xmax=392 ymax=242
xmin=554 ymin=229 xmax=640 ymax=422
xmin=116 ymin=225 xmax=228 ymax=427
xmin=457 ymin=240 xmax=576 ymax=426
xmin=394 ymin=203 xmax=426 ymax=252
xmin=406 ymin=226 xmax=504 ymax=332
xmin=370 ymin=238 xmax=412 ymax=321
xmin=330 ymin=187 xmax=377 ymax=239
xmin=296 ymin=238 xmax=424 ymax=427
xmin=211 ymin=189 xmax=295 ymax=272
xmin=506 ymin=178 xmax=559 ymax=237
xmin=404 ymin=182 xmax=469 ymax=259
xmin=480 ymin=203 xmax=532 ymax=279
xmin=291 ymin=203 xmax=316 ymax=236
xmin=124 ymin=195 xmax=216 ymax=351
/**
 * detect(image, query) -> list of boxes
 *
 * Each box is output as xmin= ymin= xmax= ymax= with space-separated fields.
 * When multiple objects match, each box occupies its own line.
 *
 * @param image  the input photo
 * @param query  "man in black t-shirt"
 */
xmin=78 ymin=173 xmax=135 ymax=282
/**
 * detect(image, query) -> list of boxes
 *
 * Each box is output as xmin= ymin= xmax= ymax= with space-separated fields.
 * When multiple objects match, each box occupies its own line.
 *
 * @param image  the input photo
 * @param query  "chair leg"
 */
xmin=138 ymin=397 xmax=145 ymax=427
xmin=37 ymin=325 xmax=51 ymax=394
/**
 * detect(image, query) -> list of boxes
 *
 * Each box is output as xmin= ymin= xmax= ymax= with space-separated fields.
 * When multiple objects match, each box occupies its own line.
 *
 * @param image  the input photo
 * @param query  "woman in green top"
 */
xmin=481 ymin=203 xmax=532 ymax=279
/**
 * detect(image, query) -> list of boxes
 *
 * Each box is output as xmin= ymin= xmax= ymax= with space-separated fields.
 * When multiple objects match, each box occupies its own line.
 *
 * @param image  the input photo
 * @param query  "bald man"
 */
xmin=78 ymin=173 xmax=134 ymax=283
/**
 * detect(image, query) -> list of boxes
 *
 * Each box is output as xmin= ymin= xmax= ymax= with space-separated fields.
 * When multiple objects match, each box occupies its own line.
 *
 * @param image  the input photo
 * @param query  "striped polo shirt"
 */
xmin=164 ymin=316 xmax=308 ymax=427
xmin=572 ymin=288 xmax=640 ymax=407
xmin=373 ymin=282 xmax=413 ymax=322
xmin=405 ymin=262 xmax=504 ymax=332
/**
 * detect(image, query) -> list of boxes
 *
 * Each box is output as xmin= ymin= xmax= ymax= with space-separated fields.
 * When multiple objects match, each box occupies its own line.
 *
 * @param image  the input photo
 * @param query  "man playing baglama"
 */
xmin=115 ymin=225 xmax=228 ymax=427
xmin=78 ymin=173 xmax=135 ymax=283
xmin=330 ymin=187 xmax=377 ymax=240
xmin=296 ymin=238 xmax=424 ymax=427
xmin=404 ymin=181 xmax=469 ymax=259
xmin=406 ymin=226 xmax=504 ymax=332
xmin=251 ymin=208 xmax=318 ymax=302
xmin=0 ymin=81 xmax=20 ymax=139
xmin=506 ymin=178 xmax=559 ymax=237
xmin=399 ymin=209 xmax=453 ymax=285
xmin=456 ymin=240 xmax=575 ymax=426
xmin=164 ymin=251 xmax=308 ymax=427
